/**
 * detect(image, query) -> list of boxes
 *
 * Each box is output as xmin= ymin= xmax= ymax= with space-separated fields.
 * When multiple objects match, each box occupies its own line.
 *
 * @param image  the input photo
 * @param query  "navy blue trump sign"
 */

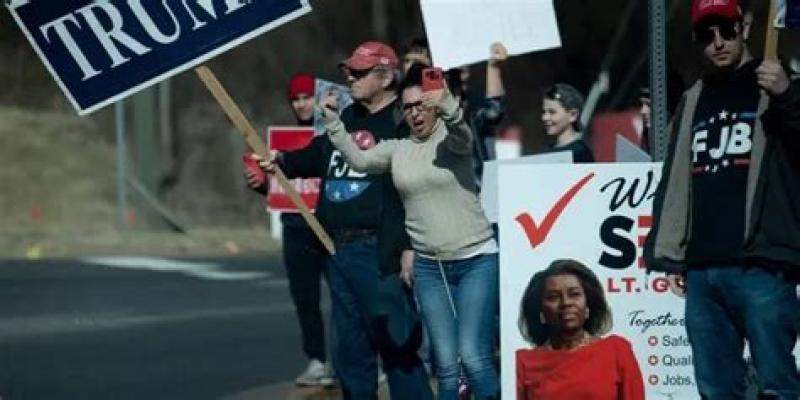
xmin=6 ymin=0 xmax=311 ymax=115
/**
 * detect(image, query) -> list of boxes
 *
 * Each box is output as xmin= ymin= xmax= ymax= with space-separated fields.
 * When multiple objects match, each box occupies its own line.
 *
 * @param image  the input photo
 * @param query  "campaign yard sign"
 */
xmin=267 ymin=126 xmax=319 ymax=212
xmin=498 ymin=163 xmax=702 ymax=400
xmin=7 ymin=0 xmax=311 ymax=115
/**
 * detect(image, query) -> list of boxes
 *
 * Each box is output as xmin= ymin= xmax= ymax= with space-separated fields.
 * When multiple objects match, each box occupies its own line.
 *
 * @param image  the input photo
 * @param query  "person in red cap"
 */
xmin=242 ymin=73 xmax=334 ymax=387
xmin=256 ymin=42 xmax=433 ymax=400
xmin=644 ymin=0 xmax=800 ymax=398
xmin=287 ymin=73 xmax=316 ymax=124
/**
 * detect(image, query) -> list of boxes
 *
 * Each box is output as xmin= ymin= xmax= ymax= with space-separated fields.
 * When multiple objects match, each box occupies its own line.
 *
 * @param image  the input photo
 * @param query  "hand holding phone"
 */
xmin=422 ymin=67 xmax=444 ymax=92
xmin=488 ymin=42 xmax=508 ymax=66
xmin=319 ymin=90 xmax=340 ymax=124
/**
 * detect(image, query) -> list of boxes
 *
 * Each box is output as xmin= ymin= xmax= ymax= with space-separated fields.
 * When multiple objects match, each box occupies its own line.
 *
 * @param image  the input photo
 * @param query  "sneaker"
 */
xmin=458 ymin=377 xmax=471 ymax=400
xmin=295 ymin=359 xmax=334 ymax=387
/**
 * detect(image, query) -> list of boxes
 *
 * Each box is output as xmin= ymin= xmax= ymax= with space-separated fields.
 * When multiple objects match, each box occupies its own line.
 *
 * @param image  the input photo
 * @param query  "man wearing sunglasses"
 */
xmin=256 ymin=41 xmax=432 ymax=400
xmin=644 ymin=0 xmax=800 ymax=398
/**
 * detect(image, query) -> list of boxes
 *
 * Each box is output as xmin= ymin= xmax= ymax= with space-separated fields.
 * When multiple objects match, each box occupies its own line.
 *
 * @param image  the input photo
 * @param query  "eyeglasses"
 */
xmin=694 ymin=20 xmax=739 ymax=45
xmin=401 ymin=101 xmax=430 ymax=114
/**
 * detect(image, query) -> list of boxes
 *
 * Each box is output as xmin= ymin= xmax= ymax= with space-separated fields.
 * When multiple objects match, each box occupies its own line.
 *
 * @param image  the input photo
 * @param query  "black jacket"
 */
xmin=280 ymin=99 xmax=411 ymax=275
xmin=644 ymin=63 xmax=800 ymax=274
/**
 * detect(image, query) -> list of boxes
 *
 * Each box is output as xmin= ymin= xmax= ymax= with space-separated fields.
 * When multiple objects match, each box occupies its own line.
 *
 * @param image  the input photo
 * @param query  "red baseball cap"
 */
xmin=691 ymin=0 xmax=742 ymax=26
xmin=340 ymin=41 xmax=399 ymax=71
xmin=288 ymin=73 xmax=315 ymax=100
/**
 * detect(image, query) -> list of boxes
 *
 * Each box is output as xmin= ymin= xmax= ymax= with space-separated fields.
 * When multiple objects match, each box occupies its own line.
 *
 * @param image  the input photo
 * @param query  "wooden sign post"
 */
xmin=195 ymin=66 xmax=335 ymax=255
xmin=765 ymin=0 xmax=780 ymax=61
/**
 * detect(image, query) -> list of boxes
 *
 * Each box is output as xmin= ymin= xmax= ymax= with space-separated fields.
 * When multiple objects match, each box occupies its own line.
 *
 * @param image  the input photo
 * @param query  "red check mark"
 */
xmin=515 ymin=173 xmax=595 ymax=248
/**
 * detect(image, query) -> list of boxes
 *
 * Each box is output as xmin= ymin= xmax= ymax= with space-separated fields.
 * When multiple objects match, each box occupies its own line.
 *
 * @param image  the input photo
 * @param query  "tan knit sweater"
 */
xmin=326 ymin=95 xmax=493 ymax=259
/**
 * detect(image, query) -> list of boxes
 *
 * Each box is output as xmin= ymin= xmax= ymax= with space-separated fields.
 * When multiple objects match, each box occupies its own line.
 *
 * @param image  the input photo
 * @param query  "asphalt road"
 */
xmin=0 ymin=255 xmax=331 ymax=400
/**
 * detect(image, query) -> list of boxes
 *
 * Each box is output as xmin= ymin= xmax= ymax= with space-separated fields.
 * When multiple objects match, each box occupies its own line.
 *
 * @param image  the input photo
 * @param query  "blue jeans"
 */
xmin=413 ymin=253 xmax=499 ymax=400
xmin=327 ymin=235 xmax=432 ymax=400
xmin=685 ymin=266 xmax=800 ymax=399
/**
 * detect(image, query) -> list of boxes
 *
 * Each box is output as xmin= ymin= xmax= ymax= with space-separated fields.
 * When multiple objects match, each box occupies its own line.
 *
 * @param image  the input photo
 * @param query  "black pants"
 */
xmin=282 ymin=224 xmax=328 ymax=362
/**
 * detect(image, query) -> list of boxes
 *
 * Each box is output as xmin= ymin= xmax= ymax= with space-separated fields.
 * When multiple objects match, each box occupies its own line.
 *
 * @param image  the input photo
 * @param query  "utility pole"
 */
xmin=158 ymin=80 xmax=174 ymax=179
xmin=132 ymin=86 xmax=161 ymax=227
xmin=114 ymin=100 xmax=128 ymax=228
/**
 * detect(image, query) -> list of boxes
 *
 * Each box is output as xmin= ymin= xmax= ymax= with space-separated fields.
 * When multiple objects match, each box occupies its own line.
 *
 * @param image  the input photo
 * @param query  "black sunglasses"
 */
xmin=347 ymin=67 xmax=374 ymax=80
xmin=694 ymin=19 xmax=738 ymax=45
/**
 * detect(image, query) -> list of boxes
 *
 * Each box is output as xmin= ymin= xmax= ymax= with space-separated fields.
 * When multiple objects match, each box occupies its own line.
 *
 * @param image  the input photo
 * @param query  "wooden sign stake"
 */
xmin=194 ymin=65 xmax=336 ymax=255
xmin=765 ymin=0 xmax=780 ymax=61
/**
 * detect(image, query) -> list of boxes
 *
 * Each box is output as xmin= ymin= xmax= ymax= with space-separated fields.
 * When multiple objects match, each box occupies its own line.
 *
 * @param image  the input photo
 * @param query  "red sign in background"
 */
xmin=588 ymin=110 xmax=644 ymax=162
xmin=267 ymin=126 xmax=319 ymax=212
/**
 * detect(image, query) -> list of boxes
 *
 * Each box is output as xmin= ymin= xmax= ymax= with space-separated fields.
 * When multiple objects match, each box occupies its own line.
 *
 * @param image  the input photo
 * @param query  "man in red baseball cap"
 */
xmin=338 ymin=41 xmax=401 ymax=113
xmin=691 ymin=0 xmax=747 ymax=70
xmin=645 ymin=0 xmax=800 ymax=398
xmin=258 ymin=41 xmax=433 ymax=399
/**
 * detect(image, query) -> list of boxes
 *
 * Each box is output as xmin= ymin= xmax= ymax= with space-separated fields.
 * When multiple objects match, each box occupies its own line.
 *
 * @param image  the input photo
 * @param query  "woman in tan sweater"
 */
xmin=321 ymin=64 xmax=499 ymax=400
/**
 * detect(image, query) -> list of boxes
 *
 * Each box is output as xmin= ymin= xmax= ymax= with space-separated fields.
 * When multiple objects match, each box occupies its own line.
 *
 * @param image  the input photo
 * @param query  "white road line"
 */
xmin=81 ymin=256 xmax=270 ymax=281
xmin=0 ymin=304 xmax=295 ymax=340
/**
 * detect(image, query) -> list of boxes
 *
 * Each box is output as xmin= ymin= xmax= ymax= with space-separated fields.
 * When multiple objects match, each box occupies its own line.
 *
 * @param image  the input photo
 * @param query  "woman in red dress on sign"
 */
xmin=516 ymin=259 xmax=645 ymax=400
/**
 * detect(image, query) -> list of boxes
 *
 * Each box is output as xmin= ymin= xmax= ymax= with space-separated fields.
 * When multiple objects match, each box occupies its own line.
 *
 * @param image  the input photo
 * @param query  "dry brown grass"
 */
xmin=0 ymin=107 xmax=278 ymax=259
xmin=0 ymin=107 xmax=115 ymax=233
